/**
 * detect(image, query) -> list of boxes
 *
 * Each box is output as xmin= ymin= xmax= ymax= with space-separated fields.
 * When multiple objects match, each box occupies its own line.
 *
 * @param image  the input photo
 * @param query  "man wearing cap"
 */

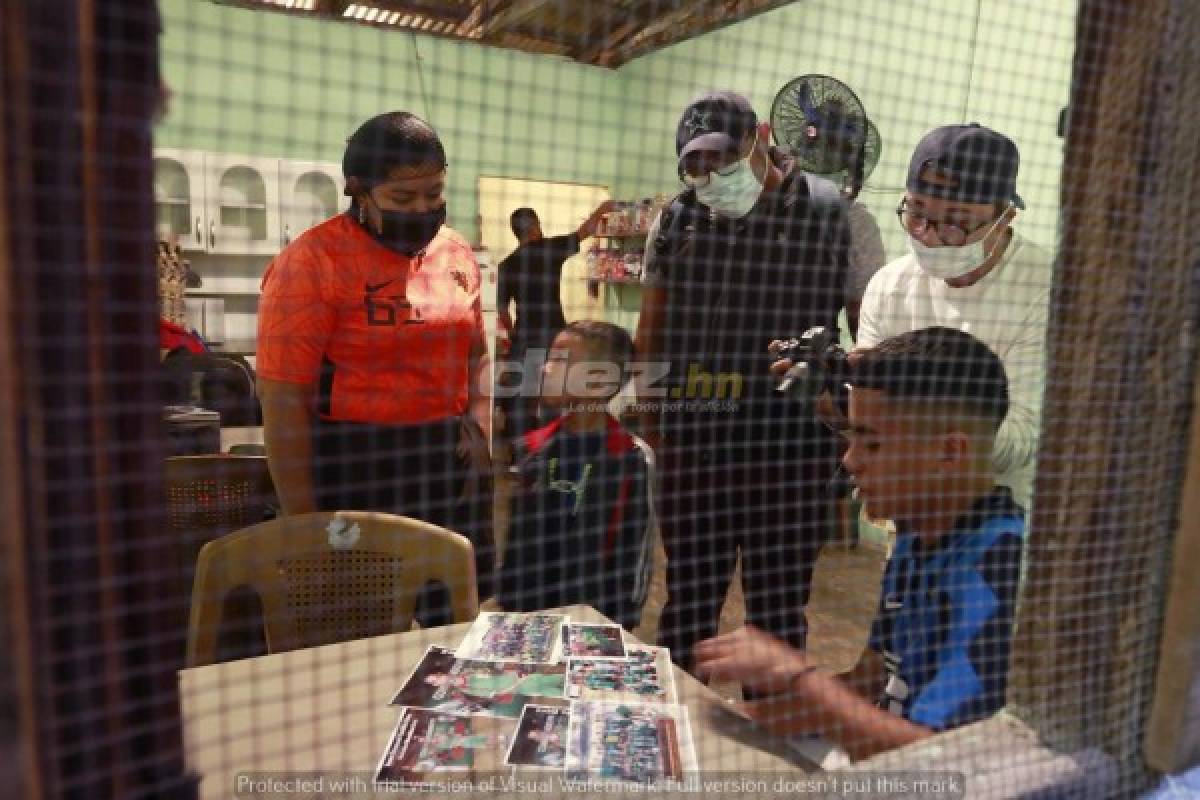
xmin=856 ymin=123 xmax=1053 ymax=511
xmin=634 ymin=91 xmax=850 ymax=672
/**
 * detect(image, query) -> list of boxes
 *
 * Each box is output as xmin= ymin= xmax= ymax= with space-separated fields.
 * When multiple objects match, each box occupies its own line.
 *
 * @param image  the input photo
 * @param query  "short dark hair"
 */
xmin=852 ymin=326 xmax=1009 ymax=430
xmin=342 ymin=111 xmax=446 ymax=185
xmin=560 ymin=320 xmax=636 ymax=395
xmin=510 ymin=207 xmax=539 ymax=239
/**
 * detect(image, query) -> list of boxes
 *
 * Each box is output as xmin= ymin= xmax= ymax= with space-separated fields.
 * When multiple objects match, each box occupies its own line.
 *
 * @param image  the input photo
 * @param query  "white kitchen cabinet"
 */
xmin=153 ymin=148 xmax=209 ymax=252
xmin=277 ymin=160 xmax=344 ymax=247
xmin=203 ymin=154 xmax=281 ymax=256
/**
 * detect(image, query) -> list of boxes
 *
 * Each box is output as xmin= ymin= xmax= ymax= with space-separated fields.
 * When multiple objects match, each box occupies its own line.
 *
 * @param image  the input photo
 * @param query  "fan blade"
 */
xmin=795 ymin=83 xmax=824 ymax=127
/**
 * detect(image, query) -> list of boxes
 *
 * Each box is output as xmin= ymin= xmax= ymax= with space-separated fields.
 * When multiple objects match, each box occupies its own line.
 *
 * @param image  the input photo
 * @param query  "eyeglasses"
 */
xmin=895 ymin=200 xmax=1003 ymax=247
xmin=678 ymin=159 xmax=741 ymax=189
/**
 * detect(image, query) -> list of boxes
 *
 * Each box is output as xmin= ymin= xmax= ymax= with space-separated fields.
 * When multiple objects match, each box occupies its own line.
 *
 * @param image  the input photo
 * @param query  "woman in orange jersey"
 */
xmin=257 ymin=112 xmax=493 ymax=618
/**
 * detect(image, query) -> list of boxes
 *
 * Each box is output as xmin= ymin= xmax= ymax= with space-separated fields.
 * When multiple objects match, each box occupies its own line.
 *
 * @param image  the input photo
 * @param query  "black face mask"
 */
xmin=365 ymin=202 xmax=447 ymax=257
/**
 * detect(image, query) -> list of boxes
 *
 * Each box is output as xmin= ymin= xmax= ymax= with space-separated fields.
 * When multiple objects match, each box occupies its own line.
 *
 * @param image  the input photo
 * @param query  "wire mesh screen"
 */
xmin=3 ymin=0 xmax=1200 ymax=798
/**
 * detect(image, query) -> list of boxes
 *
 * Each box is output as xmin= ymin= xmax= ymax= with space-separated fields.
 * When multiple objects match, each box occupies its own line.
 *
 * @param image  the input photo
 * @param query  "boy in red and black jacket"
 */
xmin=498 ymin=321 xmax=656 ymax=630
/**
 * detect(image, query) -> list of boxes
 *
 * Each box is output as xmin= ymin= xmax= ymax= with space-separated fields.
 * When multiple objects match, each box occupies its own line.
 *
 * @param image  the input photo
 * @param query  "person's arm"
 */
xmin=573 ymin=199 xmax=616 ymax=241
xmin=632 ymin=208 xmax=669 ymax=447
xmin=495 ymin=257 xmax=515 ymax=338
xmin=742 ymin=667 xmax=933 ymax=761
xmin=990 ymin=290 xmax=1049 ymax=480
xmin=854 ymin=267 xmax=889 ymax=348
xmin=258 ymin=378 xmax=318 ymax=515
xmin=695 ymin=625 xmax=930 ymax=761
xmin=465 ymin=267 xmax=493 ymax=451
xmin=255 ymin=246 xmax=334 ymax=516
xmin=468 ymin=337 xmax=493 ymax=448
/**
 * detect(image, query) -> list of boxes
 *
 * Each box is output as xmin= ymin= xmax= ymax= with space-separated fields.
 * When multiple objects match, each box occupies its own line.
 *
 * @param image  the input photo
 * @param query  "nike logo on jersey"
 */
xmin=365 ymin=279 xmax=395 ymax=293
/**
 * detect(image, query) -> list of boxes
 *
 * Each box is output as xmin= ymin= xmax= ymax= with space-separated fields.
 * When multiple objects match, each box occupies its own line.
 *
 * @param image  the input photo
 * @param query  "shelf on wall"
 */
xmin=584 ymin=276 xmax=643 ymax=286
xmin=185 ymin=288 xmax=261 ymax=298
xmin=596 ymin=231 xmax=651 ymax=240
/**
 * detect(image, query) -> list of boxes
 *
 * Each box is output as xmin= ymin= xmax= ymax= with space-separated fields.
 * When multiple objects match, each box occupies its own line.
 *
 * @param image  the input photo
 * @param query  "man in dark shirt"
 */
xmin=496 ymin=201 xmax=612 ymax=440
xmin=634 ymin=91 xmax=850 ymax=673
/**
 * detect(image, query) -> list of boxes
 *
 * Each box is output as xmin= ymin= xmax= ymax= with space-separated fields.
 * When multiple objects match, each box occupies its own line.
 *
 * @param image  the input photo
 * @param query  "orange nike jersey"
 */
xmin=257 ymin=213 xmax=484 ymax=425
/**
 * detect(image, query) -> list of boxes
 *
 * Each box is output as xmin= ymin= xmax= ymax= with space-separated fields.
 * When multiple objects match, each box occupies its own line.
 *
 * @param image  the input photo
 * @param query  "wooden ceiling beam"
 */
xmin=613 ymin=0 xmax=798 ymax=66
xmin=480 ymin=0 xmax=557 ymax=39
xmin=457 ymin=0 xmax=489 ymax=36
xmin=373 ymin=1 xmax=467 ymax=25
xmin=492 ymin=30 xmax=572 ymax=55
xmin=579 ymin=19 xmax=642 ymax=66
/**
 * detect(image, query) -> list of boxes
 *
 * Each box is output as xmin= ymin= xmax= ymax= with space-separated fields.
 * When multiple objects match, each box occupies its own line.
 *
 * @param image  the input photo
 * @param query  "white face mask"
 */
xmin=694 ymin=135 xmax=764 ymax=219
xmin=906 ymin=213 xmax=1009 ymax=281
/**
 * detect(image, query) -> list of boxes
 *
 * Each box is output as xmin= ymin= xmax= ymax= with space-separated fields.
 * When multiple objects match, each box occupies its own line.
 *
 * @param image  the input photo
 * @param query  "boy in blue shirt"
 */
xmin=695 ymin=326 xmax=1022 ymax=760
xmin=498 ymin=321 xmax=656 ymax=630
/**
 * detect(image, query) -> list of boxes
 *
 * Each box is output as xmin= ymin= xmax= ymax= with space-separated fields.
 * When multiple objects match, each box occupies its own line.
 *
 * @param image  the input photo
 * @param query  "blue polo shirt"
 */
xmin=868 ymin=488 xmax=1024 ymax=731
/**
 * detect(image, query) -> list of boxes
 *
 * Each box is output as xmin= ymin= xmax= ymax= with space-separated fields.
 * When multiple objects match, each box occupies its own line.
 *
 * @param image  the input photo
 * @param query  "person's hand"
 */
xmin=694 ymin=625 xmax=814 ymax=695
xmin=594 ymin=199 xmax=618 ymax=217
xmin=457 ymin=420 xmax=492 ymax=473
xmin=579 ymin=200 xmax=618 ymax=238
xmin=766 ymin=339 xmax=794 ymax=379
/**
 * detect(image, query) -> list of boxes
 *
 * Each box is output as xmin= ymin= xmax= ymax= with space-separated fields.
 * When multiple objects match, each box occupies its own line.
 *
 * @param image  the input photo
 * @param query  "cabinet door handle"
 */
xmin=208 ymin=220 xmax=216 ymax=249
xmin=195 ymin=216 xmax=202 ymax=245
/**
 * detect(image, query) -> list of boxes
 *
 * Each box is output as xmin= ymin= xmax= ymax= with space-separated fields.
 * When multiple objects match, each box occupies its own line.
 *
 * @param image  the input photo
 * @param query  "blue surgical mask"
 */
xmin=694 ymin=135 xmax=764 ymax=219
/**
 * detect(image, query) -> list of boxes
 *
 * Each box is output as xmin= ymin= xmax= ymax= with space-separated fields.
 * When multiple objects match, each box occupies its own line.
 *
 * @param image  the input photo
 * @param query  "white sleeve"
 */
xmin=991 ymin=291 xmax=1050 ymax=478
xmin=855 ymin=270 xmax=889 ymax=348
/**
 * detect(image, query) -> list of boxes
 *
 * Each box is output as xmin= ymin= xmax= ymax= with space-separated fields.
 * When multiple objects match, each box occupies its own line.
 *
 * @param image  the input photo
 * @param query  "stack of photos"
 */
xmin=390 ymin=646 xmax=567 ymax=719
xmin=374 ymin=709 xmax=511 ymax=786
xmin=455 ymin=611 xmax=565 ymax=664
xmin=565 ymin=644 xmax=676 ymax=704
xmin=565 ymin=701 xmax=698 ymax=787
xmin=376 ymin=612 xmax=697 ymax=787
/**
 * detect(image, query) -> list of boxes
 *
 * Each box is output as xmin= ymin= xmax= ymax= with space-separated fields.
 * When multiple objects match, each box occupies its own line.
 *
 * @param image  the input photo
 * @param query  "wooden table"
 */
xmin=179 ymin=605 xmax=814 ymax=798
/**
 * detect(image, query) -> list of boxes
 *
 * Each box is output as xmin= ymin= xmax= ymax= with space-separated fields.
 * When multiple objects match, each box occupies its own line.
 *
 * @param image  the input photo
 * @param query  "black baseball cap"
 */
xmin=907 ymin=123 xmax=1024 ymax=209
xmin=675 ymin=91 xmax=758 ymax=165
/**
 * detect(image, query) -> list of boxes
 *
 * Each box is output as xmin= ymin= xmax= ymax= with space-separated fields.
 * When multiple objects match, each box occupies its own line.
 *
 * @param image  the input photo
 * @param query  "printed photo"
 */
xmin=390 ymin=646 xmax=567 ymax=719
xmin=373 ymin=709 xmax=512 ymax=787
xmin=565 ymin=701 xmax=697 ymax=787
xmin=561 ymin=623 xmax=627 ymax=660
xmin=456 ymin=612 xmax=565 ymax=664
xmin=504 ymin=705 xmax=570 ymax=769
xmin=566 ymin=645 xmax=675 ymax=703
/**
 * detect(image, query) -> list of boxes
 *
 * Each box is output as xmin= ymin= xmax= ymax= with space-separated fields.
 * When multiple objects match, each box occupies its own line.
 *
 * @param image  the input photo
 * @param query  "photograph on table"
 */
xmin=504 ymin=705 xmax=571 ymax=769
xmin=566 ymin=644 xmax=676 ymax=704
xmin=565 ymin=701 xmax=697 ymax=787
xmin=455 ymin=611 xmax=565 ymax=664
xmin=374 ymin=708 xmax=513 ymax=787
xmin=390 ymin=645 xmax=567 ymax=719
xmin=561 ymin=623 xmax=627 ymax=660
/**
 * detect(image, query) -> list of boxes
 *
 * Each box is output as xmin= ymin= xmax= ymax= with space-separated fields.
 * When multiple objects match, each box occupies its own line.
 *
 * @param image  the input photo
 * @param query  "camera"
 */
xmin=771 ymin=327 xmax=856 ymax=500
xmin=771 ymin=326 xmax=851 ymax=416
